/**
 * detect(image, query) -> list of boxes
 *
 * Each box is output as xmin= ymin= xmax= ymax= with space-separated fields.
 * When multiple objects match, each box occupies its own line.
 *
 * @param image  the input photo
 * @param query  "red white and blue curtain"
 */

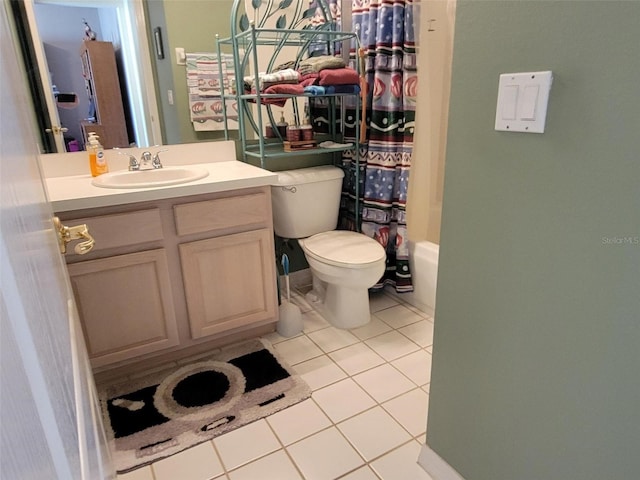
xmin=346 ymin=0 xmax=418 ymax=293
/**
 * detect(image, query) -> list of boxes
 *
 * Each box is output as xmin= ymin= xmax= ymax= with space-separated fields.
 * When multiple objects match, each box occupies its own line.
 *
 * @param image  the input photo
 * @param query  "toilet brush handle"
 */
xmin=285 ymin=276 xmax=291 ymax=303
xmin=281 ymin=254 xmax=291 ymax=303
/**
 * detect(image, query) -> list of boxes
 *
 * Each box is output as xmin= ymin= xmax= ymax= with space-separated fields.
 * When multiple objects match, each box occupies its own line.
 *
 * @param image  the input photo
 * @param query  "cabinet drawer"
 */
xmin=174 ymin=192 xmax=269 ymax=236
xmin=66 ymin=209 xmax=163 ymax=253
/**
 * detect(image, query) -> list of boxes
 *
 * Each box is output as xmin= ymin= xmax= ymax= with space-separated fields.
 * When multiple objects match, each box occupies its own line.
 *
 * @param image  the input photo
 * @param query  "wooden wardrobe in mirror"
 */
xmin=79 ymin=41 xmax=129 ymax=149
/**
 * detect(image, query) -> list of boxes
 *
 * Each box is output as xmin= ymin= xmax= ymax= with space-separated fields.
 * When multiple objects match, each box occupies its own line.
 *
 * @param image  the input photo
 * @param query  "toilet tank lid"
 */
xmin=273 ymin=165 xmax=344 ymax=186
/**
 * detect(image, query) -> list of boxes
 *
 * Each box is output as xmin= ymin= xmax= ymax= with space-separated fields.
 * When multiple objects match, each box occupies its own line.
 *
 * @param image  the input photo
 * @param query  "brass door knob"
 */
xmin=45 ymin=125 xmax=69 ymax=134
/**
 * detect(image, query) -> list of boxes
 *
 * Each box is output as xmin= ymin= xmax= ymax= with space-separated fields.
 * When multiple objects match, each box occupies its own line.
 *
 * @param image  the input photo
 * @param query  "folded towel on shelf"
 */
xmin=264 ymin=84 xmax=305 ymax=95
xmin=247 ymin=84 xmax=305 ymax=107
xmin=264 ymin=84 xmax=305 ymax=107
xmin=250 ymin=96 xmax=287 ymax=108
xmin=298 ymin=55 xmax=346 ymax=75
xmin=318 ymin=68 xmax=360 ymax=86
xmin=300 ymin=76 xmax=320 ymax=87
xmin=303 ymin=85 xmax=326 ymax=95
xmin=274 ymin=60 xmax=297 ymax=71
xmin=247 ymin=98 xmax=286 ymax=108
xmin=299 ymin=72 xmax=320 ymax=82
xmin=244 ymin=69 xmax=300 ymax=91
xmin=324 ymin=84 xmax=360 ymax=94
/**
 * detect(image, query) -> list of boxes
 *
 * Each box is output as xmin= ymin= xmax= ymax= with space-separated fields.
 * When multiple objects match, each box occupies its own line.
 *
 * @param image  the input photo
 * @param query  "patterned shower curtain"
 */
xmin=345 ymin=0 xmax=418 ymax=293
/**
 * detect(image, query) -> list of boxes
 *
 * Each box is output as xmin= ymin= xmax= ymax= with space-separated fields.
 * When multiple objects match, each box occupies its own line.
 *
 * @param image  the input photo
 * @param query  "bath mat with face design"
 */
xmin=98 ymin=338 xmax=311 ymax=473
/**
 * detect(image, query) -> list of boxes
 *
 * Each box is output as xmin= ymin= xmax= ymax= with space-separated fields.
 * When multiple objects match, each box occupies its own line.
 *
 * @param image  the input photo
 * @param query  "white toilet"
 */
xmin=271 ymin=166 xmax=386 ymax=329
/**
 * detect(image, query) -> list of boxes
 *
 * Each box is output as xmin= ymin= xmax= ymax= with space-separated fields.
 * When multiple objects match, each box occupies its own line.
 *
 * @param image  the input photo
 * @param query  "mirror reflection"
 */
xmin=15 ymin=0 xmax=235 ymax=154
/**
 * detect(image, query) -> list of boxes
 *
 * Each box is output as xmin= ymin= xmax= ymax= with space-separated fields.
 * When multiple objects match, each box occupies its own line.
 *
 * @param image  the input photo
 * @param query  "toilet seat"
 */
xmin=301 ymin=231 xmax=385 ymax=269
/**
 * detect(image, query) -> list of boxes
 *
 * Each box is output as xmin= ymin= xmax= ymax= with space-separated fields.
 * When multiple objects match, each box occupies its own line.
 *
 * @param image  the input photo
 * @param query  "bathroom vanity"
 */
xmin=44 ymin=142 xmax=279 ymax=374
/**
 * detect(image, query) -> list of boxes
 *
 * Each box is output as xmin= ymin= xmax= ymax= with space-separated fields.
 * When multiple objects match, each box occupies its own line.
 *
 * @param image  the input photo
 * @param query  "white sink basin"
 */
xmin=92 ymin=166 xmax=209 ymax=189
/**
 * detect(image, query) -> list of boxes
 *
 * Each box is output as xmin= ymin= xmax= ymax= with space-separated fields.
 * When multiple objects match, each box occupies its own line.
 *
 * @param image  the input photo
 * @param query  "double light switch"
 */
xmin=495 ymin=71 xmax=553 ymax=133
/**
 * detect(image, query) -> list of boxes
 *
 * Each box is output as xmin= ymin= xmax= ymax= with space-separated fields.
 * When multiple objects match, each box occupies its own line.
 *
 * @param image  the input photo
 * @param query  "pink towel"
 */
xmin=300 ymin=77 xmax=319 ymax=87
xmin=263 ymin=84 xmax=305 ymax=96
xmin=299 ymin=72 xmax=320 ymax=83
xmin=318 ymin=68 xmax=360 ymax=86
xmin=249 ymin=83 xmax=305 ymax=107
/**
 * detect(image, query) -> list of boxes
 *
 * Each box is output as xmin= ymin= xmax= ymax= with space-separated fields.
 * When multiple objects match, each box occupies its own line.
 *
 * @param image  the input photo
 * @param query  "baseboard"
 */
xmin=418 ymin=444 xmax=466 ymax=480
xmin=384 ymin=285 xmax=435 ymax=317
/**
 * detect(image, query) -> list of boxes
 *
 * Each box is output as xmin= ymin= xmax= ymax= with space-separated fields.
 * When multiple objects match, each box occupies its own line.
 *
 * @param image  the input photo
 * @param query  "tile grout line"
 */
xmin=118 ymin=290 xmax=432 ymax=480
xmin=285 ymin=292 xmax=430 ymax=478
xmin=229 ymin=296 xmax=430 ymax=476
xmin=264 ymin=417 xmax=309 ymax=480
xmin=208 ymin=438 xmax=231 ymax=479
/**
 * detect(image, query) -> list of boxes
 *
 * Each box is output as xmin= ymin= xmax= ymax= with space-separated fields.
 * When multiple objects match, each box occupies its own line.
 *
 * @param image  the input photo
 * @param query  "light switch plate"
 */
xmin=495 ymin=71 xmax=553 ymax=133
xmin=175 ymin=47 xmax=186 ymax=66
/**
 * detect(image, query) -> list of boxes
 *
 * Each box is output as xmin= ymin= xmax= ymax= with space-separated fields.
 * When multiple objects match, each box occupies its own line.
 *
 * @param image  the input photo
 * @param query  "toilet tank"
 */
xmin=271 ymin=165 xmax=345 ymax=238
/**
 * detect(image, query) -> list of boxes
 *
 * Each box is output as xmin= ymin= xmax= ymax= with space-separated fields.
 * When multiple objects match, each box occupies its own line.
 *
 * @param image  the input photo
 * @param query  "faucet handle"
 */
xmin=152 ymin=148 xmax=169 ymax=169
xmin=114 ymin=148 xmax=139 ymax=171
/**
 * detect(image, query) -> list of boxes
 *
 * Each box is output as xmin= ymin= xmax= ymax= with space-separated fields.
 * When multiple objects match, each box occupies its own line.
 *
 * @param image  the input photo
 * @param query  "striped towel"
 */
xmin=244 ymin=69 xmax=300 ymax=91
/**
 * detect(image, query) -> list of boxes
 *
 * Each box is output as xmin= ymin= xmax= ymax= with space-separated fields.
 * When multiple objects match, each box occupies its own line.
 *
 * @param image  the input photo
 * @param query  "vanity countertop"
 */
xmin=47 ymin=161 xmax=277 ymax=212
xmin=43 ymin=141 xmax=277 ymax=212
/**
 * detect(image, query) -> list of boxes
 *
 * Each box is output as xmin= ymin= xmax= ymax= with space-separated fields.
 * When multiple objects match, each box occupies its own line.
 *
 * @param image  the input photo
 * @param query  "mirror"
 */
xmin=14 ymin=0 xmax=163 ymax=152
xmin=15 ymin=0 xmax=234 ymax=153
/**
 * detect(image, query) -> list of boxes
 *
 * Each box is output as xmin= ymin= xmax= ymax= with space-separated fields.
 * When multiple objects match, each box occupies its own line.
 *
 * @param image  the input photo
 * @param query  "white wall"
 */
xmin=406 ymin=0 xmax=456 ymax=246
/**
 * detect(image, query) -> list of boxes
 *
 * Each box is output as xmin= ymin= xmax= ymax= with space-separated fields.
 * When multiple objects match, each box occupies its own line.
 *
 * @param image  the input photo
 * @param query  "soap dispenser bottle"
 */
xmin=300 ymin=104 xmax=313 ymax=141
xmin=276 ymin=112 xmax=288 ymax=138
xmin=87 ymin=132 xmax=108 ymax=177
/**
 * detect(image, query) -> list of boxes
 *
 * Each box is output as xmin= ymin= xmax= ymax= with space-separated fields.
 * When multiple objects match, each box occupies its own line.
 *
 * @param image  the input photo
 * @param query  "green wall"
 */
xmin=146 ymin=0 xmax=235 ymax=145
xmin=427 ymin=2 xmax=640 ymax=479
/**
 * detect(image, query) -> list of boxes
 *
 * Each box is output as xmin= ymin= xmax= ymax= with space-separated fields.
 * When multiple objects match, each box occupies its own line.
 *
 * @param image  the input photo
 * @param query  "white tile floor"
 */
xmin=117 ymin=290 xmax=434 ymax=480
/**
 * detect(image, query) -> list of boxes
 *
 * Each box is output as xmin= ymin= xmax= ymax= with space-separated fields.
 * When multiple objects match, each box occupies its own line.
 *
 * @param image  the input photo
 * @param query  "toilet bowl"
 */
xmin=300 ymin=231 xmax=385 ymax=329
xmin=271 ymin=166 xmax=387 ymax=329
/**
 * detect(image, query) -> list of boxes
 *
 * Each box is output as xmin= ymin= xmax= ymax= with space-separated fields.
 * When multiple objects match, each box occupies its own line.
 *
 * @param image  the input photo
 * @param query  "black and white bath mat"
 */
xmin=98 ymin=338 xmax=310 ymax=473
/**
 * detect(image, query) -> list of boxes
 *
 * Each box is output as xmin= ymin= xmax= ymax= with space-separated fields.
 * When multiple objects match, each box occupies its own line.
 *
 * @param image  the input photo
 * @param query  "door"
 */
xmin=0 ymin=5 xmax=113 ymax=480
xmin=18 ymin=0 xmax=67 ymax=152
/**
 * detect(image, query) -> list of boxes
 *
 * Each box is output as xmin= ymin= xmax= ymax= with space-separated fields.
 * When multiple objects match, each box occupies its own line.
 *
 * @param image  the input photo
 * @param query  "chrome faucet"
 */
xmin=140 ymin=149 xmax=167 ymax=170
xmin=140 ymin=151 xmax=153 ymax=167
xmin=115 ymin=148 xmax=167 ymax=171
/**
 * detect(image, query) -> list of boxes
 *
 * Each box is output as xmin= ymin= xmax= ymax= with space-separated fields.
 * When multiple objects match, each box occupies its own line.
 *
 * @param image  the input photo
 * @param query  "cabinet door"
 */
xmin=179 ymin=229 xmax=277 ymax=339
xmin=67 ymin=249 xmax=179 ymax=368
